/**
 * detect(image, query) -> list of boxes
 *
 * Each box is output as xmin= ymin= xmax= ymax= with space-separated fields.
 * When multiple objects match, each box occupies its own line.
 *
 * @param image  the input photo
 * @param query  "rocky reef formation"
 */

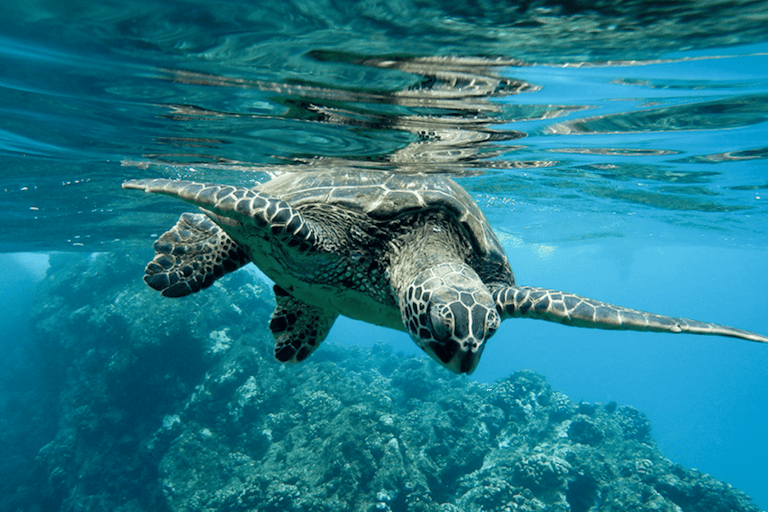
xmin=1 ymin=251 xmax=760 ymax=512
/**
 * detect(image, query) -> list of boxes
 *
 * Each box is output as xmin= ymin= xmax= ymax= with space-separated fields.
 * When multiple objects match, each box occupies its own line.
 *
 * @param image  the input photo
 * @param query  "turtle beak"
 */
xmin=427 ymin=339 xmax=485 ymax=374
xmin=423 ymin=302 xmax=499 ymax=375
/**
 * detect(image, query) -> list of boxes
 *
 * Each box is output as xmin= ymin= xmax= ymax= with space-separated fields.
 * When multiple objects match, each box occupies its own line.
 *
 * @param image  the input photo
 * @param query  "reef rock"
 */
xmin=1 ymin=252 xmax=761 ymax=512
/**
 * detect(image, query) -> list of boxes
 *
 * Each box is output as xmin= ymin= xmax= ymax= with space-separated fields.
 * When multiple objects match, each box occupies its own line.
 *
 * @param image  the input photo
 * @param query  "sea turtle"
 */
xmin=123 ymin=171 xmax=768 ymax=374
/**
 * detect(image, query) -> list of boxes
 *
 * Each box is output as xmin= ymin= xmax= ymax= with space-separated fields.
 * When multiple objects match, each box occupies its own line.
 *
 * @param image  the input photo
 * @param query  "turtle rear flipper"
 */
xmin=270 ymin=285 xmax=338 ymax=363
xmin=145 ymin=212 xmax=250 ymax=297
xmin=494 ymin=286 xmax=768 ymax=343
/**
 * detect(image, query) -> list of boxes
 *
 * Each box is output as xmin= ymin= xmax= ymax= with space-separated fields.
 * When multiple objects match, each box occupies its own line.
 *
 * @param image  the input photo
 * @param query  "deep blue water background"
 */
xmin=1 ymin=0 xmax=767 ymax=509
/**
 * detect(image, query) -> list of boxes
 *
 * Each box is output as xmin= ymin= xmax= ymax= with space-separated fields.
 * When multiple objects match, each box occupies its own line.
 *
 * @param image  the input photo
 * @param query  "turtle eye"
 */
xmin=485 ymin=308 xmax=500 ymax=338
xmin=429 ymin=304 xmax=454 ymax=342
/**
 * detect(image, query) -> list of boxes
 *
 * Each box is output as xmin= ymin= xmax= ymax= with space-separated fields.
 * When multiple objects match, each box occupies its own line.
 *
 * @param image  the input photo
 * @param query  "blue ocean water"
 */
xmin=1 ymin=0 xmax=767 ymax=509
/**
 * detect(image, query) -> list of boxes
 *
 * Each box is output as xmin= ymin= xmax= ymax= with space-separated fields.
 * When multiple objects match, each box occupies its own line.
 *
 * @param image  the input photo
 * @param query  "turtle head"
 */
xmin=400 ymin=262 xmax=500 ymax=374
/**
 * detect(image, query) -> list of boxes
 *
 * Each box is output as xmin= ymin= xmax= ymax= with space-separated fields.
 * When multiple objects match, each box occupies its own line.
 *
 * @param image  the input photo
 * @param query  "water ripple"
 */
xmin=1 ymin=2 xmax=767 ymax=251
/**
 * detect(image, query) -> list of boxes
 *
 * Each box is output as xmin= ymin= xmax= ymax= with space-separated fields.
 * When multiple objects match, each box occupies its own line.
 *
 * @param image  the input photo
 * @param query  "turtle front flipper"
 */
xmin=144 ymin=212 xmax=250 ymax=297
xmin=494 ymin=286 xmax=768 ymax=343
xmin=123 ymin=179 xmax=318 ymax=250
xmin=270 ymin=285 xmax=339 ymax=364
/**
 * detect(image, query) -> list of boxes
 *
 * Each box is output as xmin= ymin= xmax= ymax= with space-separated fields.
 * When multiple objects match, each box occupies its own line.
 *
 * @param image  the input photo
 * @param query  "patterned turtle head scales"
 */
xmin=401 ymin=262 xmax=500 ymax=374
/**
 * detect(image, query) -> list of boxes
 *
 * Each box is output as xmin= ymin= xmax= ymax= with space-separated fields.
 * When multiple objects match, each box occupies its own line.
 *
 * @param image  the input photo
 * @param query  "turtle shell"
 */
xmin=257 ymin=170 xmax=512 ymax=282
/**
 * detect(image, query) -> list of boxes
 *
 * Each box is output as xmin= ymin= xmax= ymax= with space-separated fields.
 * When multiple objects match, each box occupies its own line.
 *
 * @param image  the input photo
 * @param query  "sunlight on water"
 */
xmin=2 ymin=42 xmax=766 ymax=250
xmin=8 ymin=252 xmax=49 ymax=279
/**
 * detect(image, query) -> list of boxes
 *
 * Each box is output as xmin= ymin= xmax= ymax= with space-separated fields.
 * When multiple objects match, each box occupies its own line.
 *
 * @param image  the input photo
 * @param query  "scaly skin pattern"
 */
xmin=141 ymin=212 xmax=250 ymax=297
xmin=493 ymin=286 xmax=768 ymax=342
xmin=123 ymin=179 xmax=318 ymax=249
xmin=400 ymin=262 xmax=499 ymax=374
xmin=124 ymin=175 xmax=768 ymax=375
xmin=386 ymin=212 xmax=500 ymax=374
xmin=270 ymin=285 xmax=339 ymax=363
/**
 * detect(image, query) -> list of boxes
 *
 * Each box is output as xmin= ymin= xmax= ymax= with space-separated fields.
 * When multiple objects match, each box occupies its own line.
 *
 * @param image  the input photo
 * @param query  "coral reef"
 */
xmin=1 ymin=252 xmax=761 ymax=512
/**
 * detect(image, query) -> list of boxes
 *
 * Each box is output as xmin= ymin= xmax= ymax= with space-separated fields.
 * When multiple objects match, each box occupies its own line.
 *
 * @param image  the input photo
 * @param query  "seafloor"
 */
xmin=1 ymin=252 xmax=760 ymax=512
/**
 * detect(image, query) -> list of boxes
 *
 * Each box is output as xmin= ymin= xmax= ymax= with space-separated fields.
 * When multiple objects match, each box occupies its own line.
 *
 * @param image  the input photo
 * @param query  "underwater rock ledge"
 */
xmin=3 ymin=252 xmax=760 ymax=512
